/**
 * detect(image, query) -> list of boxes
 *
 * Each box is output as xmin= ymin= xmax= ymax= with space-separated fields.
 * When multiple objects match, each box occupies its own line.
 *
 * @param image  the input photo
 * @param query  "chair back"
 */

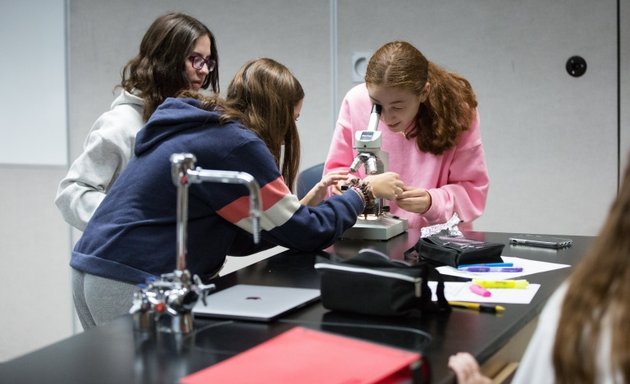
xmin=296 ymin=163 xmax=325 ymax=200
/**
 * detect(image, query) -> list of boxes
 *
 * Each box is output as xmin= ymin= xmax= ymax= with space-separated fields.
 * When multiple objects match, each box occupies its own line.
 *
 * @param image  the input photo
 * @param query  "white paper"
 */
xmin=429 ymin=281 xmax=541 ymax=304
xmin=435 ymin=256 xmax=570 ymax=280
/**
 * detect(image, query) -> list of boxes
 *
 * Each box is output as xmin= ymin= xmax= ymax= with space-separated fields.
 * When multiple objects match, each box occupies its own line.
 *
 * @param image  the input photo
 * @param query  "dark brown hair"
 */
xmin=181 ymin=58 xmax=304 ymax=190
xmin=365 ymin=41 xmax=477 ymax=155
xmin=553 ymin=154 xmax=630 ymax=383
xmin=120 ymin=12 xmax=219 ymax=121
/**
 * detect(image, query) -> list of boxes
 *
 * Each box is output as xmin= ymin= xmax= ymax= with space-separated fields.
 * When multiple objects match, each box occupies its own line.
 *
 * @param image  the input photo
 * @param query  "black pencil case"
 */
xmin=408 ymin=235 xmax=505 ymax=268
xmin=314 ymin=249 xmax=450 ymax=317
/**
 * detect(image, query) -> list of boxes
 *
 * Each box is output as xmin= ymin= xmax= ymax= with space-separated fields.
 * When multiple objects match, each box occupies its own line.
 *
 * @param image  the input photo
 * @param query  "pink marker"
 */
xmin=469 ymin=283 xmax=492 ymax=297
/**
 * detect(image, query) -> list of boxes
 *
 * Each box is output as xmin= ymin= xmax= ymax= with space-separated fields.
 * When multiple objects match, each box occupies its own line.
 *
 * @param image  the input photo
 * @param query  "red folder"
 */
xmin=180 ymin=326 xmax=422 ymax=384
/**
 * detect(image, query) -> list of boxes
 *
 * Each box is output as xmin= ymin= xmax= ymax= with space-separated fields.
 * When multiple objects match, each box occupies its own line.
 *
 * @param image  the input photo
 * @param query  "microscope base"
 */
xmin=342 ymin=214 xmax=408 ymax=241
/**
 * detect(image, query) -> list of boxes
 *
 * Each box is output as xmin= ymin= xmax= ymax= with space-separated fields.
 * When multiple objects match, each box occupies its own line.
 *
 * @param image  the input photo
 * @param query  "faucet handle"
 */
xmin=193 ymin=274 xmax=216 ymax=306
xmin=129 ymin=290 xmax=148 ymax=314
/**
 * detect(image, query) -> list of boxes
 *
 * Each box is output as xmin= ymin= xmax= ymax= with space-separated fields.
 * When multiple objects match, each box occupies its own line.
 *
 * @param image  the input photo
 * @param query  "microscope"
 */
xmin=342 ymin=104 xmax=408 ymax=241
xmin=129 ymin=153 xmax=262 ymax=334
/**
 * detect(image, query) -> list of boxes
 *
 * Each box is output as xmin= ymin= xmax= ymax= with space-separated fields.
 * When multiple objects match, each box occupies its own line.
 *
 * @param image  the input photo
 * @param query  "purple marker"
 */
xmin=460 ymin=267 xmax=523 ymax=273
xmin=461 ymin=267 xmax=490 ymax=272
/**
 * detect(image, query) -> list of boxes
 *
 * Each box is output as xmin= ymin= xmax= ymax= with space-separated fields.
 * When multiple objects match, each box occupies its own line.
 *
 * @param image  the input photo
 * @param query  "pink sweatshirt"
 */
xmin=324 ymin=84 xmax=489 ymax=230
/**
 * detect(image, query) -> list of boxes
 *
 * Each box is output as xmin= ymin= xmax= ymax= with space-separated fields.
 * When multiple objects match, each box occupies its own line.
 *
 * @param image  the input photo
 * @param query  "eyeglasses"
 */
xmin=188 ymin=54 xmax=216 ymax=72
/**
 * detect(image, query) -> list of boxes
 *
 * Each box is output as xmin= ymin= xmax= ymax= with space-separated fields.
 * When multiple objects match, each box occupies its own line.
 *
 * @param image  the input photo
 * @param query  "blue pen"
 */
xmin=459 ymin=267 xmax=523 ymax=273
xmin=457 ymin=262 xmax=513 ymax=269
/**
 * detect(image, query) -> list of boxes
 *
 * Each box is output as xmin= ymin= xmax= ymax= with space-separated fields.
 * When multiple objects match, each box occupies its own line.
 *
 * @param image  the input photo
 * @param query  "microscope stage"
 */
xmin=341 ymin=214 xmax=408 ymax=241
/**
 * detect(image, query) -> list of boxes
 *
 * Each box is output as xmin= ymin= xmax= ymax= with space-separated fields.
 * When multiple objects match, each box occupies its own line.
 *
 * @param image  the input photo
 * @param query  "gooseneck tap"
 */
xmin=130 ymin=153 xmax=262 ymax=334
xmin=170 ymin=153 xmax=262 ymax=267
xmin=184 ymin=164 xmax=262 ymax=244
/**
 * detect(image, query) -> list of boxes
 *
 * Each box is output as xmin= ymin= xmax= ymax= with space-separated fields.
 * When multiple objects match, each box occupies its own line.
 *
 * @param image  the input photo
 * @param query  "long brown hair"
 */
xmin=224 ymin=58 xmax=304 ymax=190
xmin=184 ymin=58 xmax=304 ymax=190
xmin=120 ymin=12 xmax=219 ymax=121
xmin=553 ymin=155 xmax=630 ymax=383
xmin=365 ymin=41 xmax=477 ymax=155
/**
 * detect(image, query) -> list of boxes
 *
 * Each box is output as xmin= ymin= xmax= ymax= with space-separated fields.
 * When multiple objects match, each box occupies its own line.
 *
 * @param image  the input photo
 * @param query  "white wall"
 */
xmin=0 ymin=1 xmax=67 ymax=165
xmin=67 ymin=0 xmax=334 ymax=170
xmin=1 ymin=0 xmax=629 ymax=363
xmin=0 ymin=0 xmax=74 ymax=363
xmin=336 ymin=0 xmax=621 ymax=236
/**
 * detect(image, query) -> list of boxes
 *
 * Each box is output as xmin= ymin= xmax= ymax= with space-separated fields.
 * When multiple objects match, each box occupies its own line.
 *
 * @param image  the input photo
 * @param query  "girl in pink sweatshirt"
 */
xmin=324 ymin=41 xmax=489 ymax=230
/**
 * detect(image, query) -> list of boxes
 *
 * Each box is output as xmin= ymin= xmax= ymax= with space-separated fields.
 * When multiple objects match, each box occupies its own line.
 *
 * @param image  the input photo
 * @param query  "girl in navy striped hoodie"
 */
xmin=70 ymin=58 xmax=401 ymax=329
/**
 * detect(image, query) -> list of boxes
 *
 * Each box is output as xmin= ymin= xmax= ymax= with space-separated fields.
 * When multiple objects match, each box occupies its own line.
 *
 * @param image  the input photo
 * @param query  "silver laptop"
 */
xmin=193 ymin=284 xmax=321 ymax=322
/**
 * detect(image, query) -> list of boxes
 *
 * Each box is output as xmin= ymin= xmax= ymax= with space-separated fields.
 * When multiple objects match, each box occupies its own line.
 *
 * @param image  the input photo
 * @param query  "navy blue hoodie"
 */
xmin=71 ymin=98 xmax=364 ymax=284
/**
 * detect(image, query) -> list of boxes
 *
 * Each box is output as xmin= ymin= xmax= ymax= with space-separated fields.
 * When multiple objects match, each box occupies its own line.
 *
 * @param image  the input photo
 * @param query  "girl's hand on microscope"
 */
xmin=363 ymin=172 xmax=404 ymax=200
xmin=330 ymin=173 xmax=359 ymax=196
xmin=395 ymin=186 xmax=432 ymax=214
xmin=300 ymin=170 xmax=349 ymax=206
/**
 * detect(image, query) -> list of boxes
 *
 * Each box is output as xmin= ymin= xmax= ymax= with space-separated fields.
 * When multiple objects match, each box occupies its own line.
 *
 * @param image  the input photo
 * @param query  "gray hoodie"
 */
xmin=55 ymin=90 xmax=144 ymax=230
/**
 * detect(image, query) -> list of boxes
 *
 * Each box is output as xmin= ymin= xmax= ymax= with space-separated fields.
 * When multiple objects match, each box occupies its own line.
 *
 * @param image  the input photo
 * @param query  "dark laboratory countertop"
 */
xmin=0 ymin=230 xmax=591 ymax=384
